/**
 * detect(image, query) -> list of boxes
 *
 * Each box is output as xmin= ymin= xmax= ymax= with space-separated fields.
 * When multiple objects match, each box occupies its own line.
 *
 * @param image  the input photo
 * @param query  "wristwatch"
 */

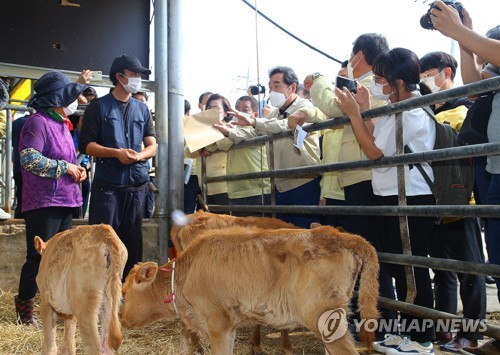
xmin=311 ymin=72 xmax=322 ymax=80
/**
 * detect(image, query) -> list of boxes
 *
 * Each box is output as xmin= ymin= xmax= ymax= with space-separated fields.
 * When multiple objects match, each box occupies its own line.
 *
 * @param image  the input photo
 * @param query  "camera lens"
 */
xmin=250 ymin=85 xmax=265 ymax=96
xmin=420 ymin=13 xmax=435 ymax=30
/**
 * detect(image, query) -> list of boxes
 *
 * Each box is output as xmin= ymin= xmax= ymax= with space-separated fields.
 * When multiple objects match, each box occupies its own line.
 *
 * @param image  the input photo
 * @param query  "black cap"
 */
xmin=109 ymin=55 xmax=152 ymax=77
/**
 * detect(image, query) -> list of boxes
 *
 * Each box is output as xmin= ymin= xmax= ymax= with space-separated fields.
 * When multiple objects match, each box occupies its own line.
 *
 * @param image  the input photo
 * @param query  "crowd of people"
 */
xmin=6 ymin=1 xmax=500 ymax=354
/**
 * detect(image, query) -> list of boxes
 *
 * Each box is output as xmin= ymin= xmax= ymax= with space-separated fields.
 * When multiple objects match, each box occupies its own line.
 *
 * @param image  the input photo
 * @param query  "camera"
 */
xmin=420 ymin=0 xmax=464 ymax=30
xmin=335 ymin=76 xmax=357 ymax=94
xmin=249 ymin=84 xmax=266 ymax=96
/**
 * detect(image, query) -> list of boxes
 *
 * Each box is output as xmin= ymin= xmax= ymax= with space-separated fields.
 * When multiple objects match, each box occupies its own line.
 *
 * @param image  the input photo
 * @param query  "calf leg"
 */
xmin=74 ymin=291 xmax=103 ymax=354
xmin=99 ymin=302 xmax=111 ymax=353
xmin=208 ymin=328 xmax=235 ymax=355
xmin=40 ymin=302 xmax=58 ymax=355
xmin=59 ymin=316 xmax=77 ymax=355
xmin=280 ymin=329 xmax=293 ymax=355
xmin=206 ymin=314 xmax=236 ymax=355
xmin=323 ymin=333 xmax=357 ymax=355
xmin=180 ymin=321 xmax=204 ymax=354
xmin=250 ymin=325 xmax=263 ymax=355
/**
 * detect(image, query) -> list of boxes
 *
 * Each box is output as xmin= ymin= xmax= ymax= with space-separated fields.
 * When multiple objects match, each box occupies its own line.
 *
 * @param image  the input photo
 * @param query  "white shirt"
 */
xmin=372 ymin=107 xmax=436 ymax=196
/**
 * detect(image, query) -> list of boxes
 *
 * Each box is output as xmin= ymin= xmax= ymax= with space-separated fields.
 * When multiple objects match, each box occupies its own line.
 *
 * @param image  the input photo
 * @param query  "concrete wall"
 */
xmin=0 ymin=222 xmax=160 ymax=291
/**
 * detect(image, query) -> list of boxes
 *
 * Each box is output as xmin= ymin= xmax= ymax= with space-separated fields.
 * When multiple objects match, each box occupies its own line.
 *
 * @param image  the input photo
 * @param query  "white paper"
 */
xmin=182 ymin=108 xmax=225 ymax=153
xmin=293 ymin=125 xmax=307 ymax=149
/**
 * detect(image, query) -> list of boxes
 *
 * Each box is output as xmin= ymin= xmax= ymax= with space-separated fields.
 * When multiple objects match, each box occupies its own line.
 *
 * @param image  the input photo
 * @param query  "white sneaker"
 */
xmin=373 ymin=334 xmax=407 ymax=353
xmin=385 ymin=338 xmax=434 ymax=354
xmin=0 ymin=208 xmax=11 ymax=220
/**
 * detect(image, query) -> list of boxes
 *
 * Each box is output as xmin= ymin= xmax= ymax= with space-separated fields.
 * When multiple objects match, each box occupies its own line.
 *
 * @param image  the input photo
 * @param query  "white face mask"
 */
xmin=63 ymin=99 xmax=78 ymax=116
xmin=421 ymin=70 xmax=444 ymax=93
xmin=119 ymin=73 xmax=142 ymax=94
xmin=347 ymin=52 xmax=361 ymax=80
xmin=269 ymin=86 xmax=290 ymax=108
xmin=370 ymin=79 xmax=391 ymax=101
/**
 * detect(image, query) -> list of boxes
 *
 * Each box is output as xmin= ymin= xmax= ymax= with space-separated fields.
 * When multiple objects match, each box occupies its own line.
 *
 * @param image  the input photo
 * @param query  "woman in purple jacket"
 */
xmin=14 ymin=71 xmax=88 ymax=325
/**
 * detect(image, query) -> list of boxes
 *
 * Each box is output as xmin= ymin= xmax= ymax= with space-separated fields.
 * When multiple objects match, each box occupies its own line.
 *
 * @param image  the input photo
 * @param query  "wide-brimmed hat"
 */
xmin=109 ymin=55 xmax=152 ymax=77
xmin=28 ymin=71 xmax=87 ymax=109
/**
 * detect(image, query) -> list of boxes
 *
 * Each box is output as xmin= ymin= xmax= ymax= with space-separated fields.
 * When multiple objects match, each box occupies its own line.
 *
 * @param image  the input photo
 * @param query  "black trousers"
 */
xmin=431 ymin=217 xmax=486 ymax=340
xmin=89 ymin=183 xmax=147 ymax=277
xmin=184 ymin=175 xmax=201 ymax=214
xmin=13 ymin=173 xmax=23 ymax=218
xmin=376 ymin=194 xmax=436 ymax=343
xmin=18 ymin=207 xmax=73 ymax=299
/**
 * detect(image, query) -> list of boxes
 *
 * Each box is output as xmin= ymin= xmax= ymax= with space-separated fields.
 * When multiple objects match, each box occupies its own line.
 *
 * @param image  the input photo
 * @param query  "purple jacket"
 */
xmin=19 ymin=111 xmax=82 ymax=212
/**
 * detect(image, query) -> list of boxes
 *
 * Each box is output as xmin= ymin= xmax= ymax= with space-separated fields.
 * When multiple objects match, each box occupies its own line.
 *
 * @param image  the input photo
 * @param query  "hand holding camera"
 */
xmin=420 ymin=0 xmax=465 ymax=31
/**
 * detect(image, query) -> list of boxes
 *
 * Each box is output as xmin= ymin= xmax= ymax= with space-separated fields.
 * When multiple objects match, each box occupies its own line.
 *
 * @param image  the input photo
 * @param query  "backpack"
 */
xmin=458 ymin=92 xmax=494 ymax=145
xmin=405 ymin=106 xmax=474 ymax=206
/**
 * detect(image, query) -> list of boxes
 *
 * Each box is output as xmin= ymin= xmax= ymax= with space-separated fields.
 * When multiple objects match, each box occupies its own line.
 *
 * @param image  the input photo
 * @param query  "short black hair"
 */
xmin=268 ymin=66 xmax=299 ymax=87
xmin=184 ymin=99 xmax=191 ymax=115
xmin=419 ymin=51 xmax=458 ymax=81
xmin=205 ymin=93 xmax=231 ymax=113
xmin=198 ymin=91 xmax=213 ymax=104
xmin=352 ymin=33 xmax=390 ymax=66
xmin=373 ymin=47 xmax=421 ymax=92
xmin=133 ymin=91 xmax=149 ymax=101
xmin=235 ymin=95 xmax=259 ymax=113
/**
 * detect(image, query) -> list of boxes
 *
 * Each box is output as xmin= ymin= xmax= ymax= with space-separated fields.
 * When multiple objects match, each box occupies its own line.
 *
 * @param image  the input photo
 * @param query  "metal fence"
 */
xmin=201 ymin=75 xmax=500 ymax=339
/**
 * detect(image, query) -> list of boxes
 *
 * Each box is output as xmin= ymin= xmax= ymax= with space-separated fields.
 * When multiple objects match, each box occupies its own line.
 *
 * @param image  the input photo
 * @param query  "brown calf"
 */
xmin=35 ymin=224 xmax=128 ymax=355
xmin=121 ymin=225 xmax=380 ymax=355
xmin=171 ymin=210 xmax=297 ymax=354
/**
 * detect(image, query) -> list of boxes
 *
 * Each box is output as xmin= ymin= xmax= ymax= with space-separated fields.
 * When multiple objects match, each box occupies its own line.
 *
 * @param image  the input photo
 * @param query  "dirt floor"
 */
xmin=0 ymin=289 xmax=498 ymax=354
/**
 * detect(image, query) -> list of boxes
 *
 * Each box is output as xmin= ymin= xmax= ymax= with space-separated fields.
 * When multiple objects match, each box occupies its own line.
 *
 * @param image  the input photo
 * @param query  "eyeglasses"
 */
xmin=373 ymin=75 xmax=388 ymax=85
xmin=420 ymin=69 xmax=443 ymax=80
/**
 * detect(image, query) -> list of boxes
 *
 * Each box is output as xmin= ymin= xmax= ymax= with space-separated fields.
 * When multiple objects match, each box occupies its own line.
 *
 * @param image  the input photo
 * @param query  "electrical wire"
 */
xmin=241 ymin=0 xmax=343 ymax=64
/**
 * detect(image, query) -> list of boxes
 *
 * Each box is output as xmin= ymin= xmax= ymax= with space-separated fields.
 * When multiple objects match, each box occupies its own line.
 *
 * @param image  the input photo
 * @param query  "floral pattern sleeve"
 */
xmin=20 ymin=148 xmax=68 ymax=179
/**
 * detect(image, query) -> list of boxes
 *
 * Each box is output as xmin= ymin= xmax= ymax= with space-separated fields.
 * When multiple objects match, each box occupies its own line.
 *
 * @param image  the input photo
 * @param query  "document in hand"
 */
xmin=182 ymin=108 xmax=225 ymax=153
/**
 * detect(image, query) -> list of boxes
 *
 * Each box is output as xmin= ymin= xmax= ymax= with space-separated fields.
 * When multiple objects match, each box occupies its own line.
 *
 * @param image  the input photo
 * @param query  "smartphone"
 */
xmin=335 ymin=76 xmax=357 ymax=94
xmin=90 ymin=70 xmax=102 ymax=81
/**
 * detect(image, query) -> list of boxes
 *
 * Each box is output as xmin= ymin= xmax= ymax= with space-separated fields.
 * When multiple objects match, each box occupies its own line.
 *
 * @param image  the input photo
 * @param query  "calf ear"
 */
xmin=136 ymin=262 xmax=158 ymax=284
xmin=34 ymin=236 xmax=46 ymax=255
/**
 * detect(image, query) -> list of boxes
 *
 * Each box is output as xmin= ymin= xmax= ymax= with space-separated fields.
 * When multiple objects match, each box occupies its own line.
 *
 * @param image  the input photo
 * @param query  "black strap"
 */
xmin=403 ymin=145 xmax=434 ymax=190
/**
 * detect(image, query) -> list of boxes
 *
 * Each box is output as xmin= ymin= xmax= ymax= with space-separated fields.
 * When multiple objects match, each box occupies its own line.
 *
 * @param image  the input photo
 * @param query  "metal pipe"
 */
xmin=4 ymin=110 xmax=12 ymax=212
xmin=153 ymin=0 xmax=169 ymax=264
xmin=395 ymin=112 xmax=416 ymax=304
xmin=230 ymin=76 xmax=500 ymax=148
xmin=167 ymin=0 xmax=185 ymax=217
xmin=206 ymin=143 xmax=500 ymax=182
xmin=208 ymin=204 xmax=500 ymax=218
xmin=378 ymin=252 xmax=500 ymax=278
xmin=378 ymin=296 xmax=500 ymax=340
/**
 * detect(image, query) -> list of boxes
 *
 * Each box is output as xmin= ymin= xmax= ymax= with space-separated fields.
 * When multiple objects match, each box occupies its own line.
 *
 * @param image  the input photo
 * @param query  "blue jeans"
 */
xmin=276 ymin=177 xmax=321 ymax=228
xmin=486 ymin=173 xmax=500 ymax=301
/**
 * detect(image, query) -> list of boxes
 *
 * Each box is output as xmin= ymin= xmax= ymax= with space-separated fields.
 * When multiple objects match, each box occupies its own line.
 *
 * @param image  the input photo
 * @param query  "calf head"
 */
xmin=121 ymin=262 xmax=178 ymax=328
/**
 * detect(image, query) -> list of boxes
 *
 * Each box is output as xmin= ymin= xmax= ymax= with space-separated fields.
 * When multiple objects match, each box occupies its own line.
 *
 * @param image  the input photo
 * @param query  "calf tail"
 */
xmin=106 ymin=241 xmax=127 ymax=351
xmin=357 ymin=245 xmax=380 ymax=351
